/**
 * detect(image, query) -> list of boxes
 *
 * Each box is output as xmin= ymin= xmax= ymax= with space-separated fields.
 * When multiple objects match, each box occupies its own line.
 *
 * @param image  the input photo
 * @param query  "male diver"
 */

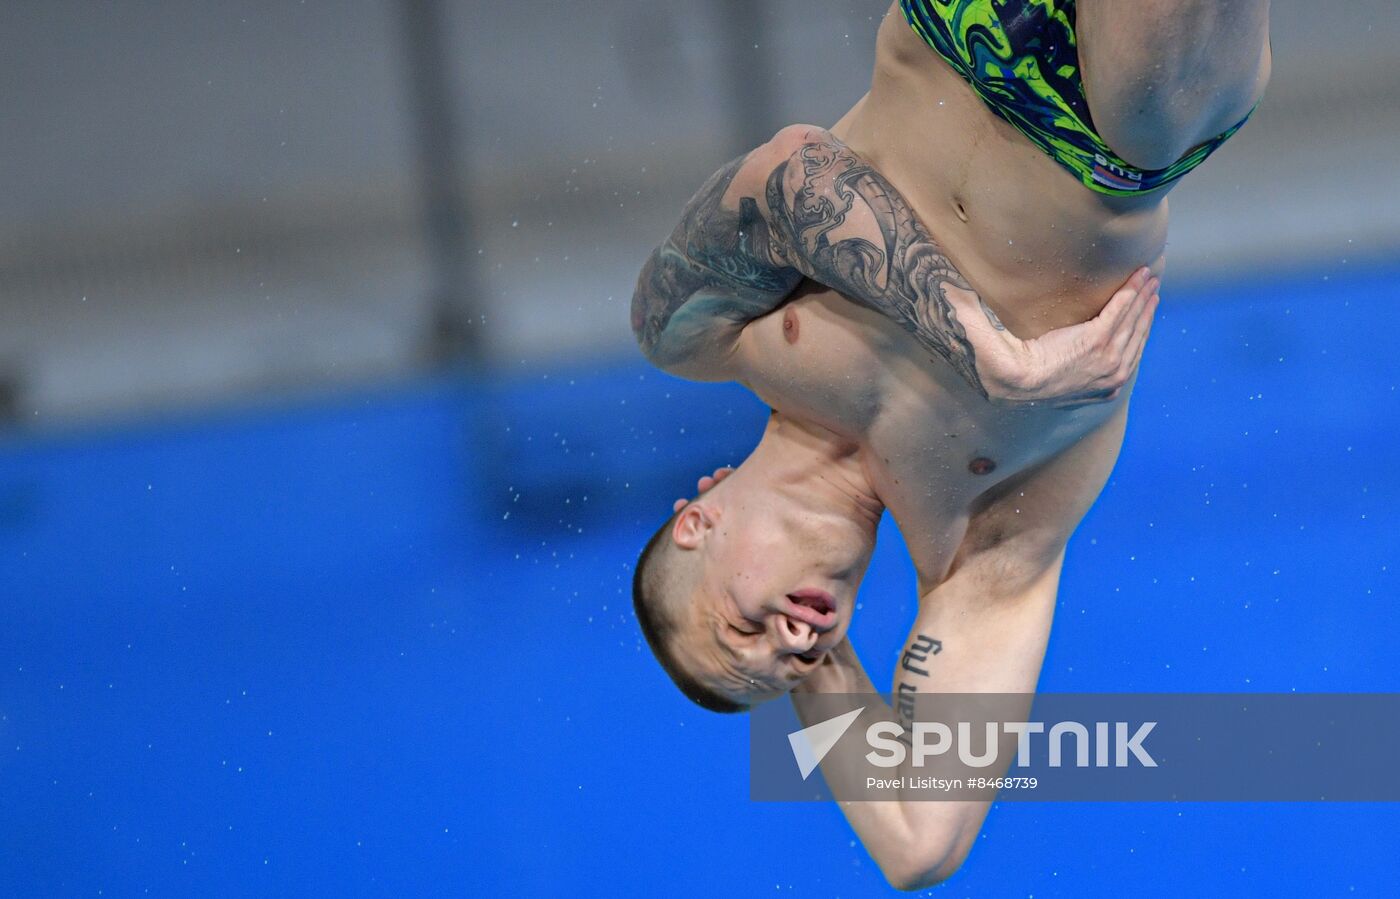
xmin=630 ymin=0 xmax=1270 ymax=889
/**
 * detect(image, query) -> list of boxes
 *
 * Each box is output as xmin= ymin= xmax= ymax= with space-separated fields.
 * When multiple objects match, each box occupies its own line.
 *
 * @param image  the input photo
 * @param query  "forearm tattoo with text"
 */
xmin=895 ymin=633 xmax=943 ymax=745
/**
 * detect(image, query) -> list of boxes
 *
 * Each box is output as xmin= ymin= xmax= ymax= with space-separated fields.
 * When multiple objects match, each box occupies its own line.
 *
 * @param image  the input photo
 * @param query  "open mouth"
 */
xmin=786 ymin=588 xmax=838 ymax=630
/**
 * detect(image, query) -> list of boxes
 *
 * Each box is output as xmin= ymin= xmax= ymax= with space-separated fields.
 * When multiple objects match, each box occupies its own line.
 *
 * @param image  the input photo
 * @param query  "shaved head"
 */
xmin=633 ymin=506 xmax=748 ymax=713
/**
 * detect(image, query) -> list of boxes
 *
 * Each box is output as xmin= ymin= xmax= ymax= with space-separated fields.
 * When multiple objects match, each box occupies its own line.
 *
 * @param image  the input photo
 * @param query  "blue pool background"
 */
xmin=2 ymin=264 xmax=1398 ymax=897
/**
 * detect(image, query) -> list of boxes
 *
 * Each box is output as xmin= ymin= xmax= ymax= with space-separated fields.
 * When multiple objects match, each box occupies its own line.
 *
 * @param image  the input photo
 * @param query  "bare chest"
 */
xmin=742 ymin=288 xmax=1116 ymax=583
xmin=862 ymin=381 xmax=1112 ymax=584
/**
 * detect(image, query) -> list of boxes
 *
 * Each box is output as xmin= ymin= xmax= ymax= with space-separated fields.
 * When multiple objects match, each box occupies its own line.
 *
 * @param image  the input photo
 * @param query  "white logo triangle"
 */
xmin=787 ymin=707 xmax=863 ymax=780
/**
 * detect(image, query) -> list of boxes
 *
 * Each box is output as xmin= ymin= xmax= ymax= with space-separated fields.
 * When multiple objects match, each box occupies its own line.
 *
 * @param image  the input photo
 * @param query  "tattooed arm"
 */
xmin=790 ymin=406 xmax=1130 ymax=889
xmin=630 ymin=141 xmax=804 ymax=380
xmin=633 ymin=125 xmax=1157 ymax=404
xmin=758 ymin=127 xmax=1158 ymax=406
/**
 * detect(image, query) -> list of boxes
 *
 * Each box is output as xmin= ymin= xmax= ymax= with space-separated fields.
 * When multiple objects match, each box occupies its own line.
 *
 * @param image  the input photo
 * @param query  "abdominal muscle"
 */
xmin=827 ymin=8 xmax=1170 ymax=339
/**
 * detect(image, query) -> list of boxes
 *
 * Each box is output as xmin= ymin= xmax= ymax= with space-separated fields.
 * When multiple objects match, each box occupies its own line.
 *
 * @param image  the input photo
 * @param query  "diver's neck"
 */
xmin=750 ymin=414 xmax=884 ymax=529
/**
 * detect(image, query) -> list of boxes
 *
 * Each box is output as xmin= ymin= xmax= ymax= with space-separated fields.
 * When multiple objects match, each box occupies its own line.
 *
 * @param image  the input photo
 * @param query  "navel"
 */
xmin=782 ymin=307 xmax=800 ymax=344
xmin=952 ymin=198 xmax=969 ymax=223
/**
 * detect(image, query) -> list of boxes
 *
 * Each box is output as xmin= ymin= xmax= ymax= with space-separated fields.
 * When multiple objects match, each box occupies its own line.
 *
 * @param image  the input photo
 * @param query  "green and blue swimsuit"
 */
xmin=899 ymin=0 xmax=1252 ymax=195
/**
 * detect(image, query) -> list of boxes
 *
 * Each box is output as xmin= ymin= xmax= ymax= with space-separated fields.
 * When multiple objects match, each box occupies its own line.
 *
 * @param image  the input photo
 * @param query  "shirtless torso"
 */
xmin=726 ymin=0 xmax=1270 ymax=638
xmin=841 ymin=2 xmax=1270 ymax=337
xmin=630 ymin=1 xmax=1270 ymax=887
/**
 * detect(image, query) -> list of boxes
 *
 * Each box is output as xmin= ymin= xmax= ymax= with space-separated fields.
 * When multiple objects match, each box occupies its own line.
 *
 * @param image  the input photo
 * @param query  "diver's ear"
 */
xmin=672 ymin=502 xmax=716 ymax=550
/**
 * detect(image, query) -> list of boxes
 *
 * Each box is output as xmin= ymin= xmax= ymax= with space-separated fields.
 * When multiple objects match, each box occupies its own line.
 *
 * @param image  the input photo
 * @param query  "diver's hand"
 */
xmin=672 ymin=466 xmax=734 ymax=512
xmin=965 ymin=268 xmax=1160 ymax=409
xmin=791 ymin=639 xmax=869 ymax=695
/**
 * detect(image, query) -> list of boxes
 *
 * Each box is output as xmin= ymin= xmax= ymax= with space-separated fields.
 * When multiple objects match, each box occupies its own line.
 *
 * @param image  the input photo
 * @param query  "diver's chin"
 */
xmin=739 ymin=687 xmax=790 ymax=710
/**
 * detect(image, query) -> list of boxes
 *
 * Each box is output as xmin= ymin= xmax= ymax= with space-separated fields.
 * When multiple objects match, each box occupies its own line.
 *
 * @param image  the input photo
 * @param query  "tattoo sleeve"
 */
xmin=631 ymin=129 xmax=996 ymax=394
xmin=630 ymin=154 xmax=802 ymax=366
xmin=762 ymin=138 xmax=989 ymax=396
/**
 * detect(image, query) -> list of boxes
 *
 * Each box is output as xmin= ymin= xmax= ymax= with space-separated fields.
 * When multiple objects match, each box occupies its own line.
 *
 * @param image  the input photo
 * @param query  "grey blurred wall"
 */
xmin=1 ymin=0 xmax=1397 ymax=423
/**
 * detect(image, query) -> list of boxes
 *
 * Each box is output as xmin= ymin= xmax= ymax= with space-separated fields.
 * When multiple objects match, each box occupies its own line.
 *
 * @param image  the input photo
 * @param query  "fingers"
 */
xmin=1123 ymin=278 xmax=1159 ymax=355
xmin=1111 ymin=275 xmax=1156 ymax=353
xmin=1091 ymin=279 xmax=1159 ymax=404
xmin=1090 ymin=271 xmax=1155 ymax=388
xmin=1121 ymin=284 xmax=1160 ymax=377
xmin=674 ymin=466 xmax=735 ymax=514
xmin=1097 ymin=266 xmax=1151 ymax=331
xmin=1041 ymin=273 xmax=1157 ymax=408
xmin=1055 ymin=266 xmax=1148 ymax=377
xmin=1131 ymin=281 xmax=1159 ymax=350
xmin=1106 ymin=268 xmax=1153 ymax=338
xmin=696 ymin=466 xmax=734 ymax=494
xmin=983 ymin=265 xmax=1156 ymax=408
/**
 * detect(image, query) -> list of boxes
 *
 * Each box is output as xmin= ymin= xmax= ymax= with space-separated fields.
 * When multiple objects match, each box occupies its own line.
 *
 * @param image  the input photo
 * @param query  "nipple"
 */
xmin=968 ymin=457 xmax=997 ymax=476
xmin=782 ymin=307 xmax=800 ymax=344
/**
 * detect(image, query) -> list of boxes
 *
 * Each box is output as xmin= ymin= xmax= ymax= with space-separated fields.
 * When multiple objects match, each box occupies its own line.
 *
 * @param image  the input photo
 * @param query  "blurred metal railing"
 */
xmin=398 ymin=0 xmax=486 ymax=370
